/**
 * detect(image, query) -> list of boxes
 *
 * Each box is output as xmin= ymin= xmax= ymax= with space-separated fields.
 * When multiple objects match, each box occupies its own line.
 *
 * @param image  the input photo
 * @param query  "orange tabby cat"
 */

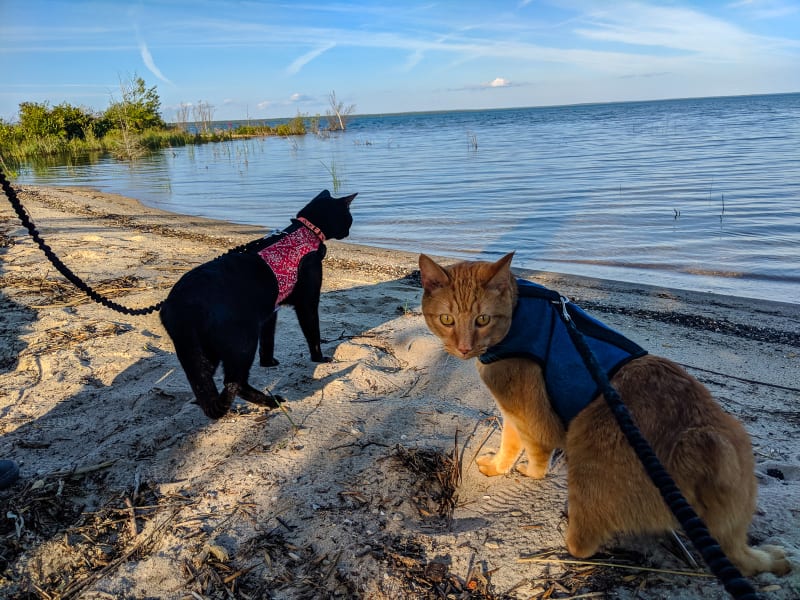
xmin=419 ymin=252 xmax=789 ymax=576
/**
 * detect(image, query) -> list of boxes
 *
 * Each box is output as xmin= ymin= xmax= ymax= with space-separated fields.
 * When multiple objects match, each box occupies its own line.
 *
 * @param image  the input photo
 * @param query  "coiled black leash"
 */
xmin=553 ymin=295 xmax=759 ymax=600
xmin=1 ymin=168 xmax=164 ymax=315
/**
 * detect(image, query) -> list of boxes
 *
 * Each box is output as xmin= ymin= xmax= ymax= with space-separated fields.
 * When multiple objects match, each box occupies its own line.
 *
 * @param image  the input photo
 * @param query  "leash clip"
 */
xmin=557 ymin=295 xmax=571 ymax=323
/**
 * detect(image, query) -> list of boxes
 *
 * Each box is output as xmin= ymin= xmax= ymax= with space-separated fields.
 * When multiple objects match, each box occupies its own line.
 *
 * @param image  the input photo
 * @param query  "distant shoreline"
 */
xmin=170 ymin=90 xmax=800 ymax=124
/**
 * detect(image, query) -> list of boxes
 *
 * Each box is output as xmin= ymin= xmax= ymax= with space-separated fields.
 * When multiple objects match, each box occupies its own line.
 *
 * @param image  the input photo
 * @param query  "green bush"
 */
xmin=102 ymin=76 xmax=165 ymax=133
xmin=1 ymin=79 xmax=322 ymax=163
xmin=18 ymin=102 xmax=60 ymax=138
xmin=51 ymin=103 xmax=96 ymax=140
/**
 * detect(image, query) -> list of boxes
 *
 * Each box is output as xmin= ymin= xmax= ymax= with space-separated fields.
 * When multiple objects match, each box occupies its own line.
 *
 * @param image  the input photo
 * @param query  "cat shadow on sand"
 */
xmin=0 ymin=271 xmax=484 ymax=600
xmin=0 ymin=225 xmax=35 ymax=375
xmin=0 ymin=270 xmax=428 ymax=487
xmin=0 ymin=269 xmax=459 ymax=596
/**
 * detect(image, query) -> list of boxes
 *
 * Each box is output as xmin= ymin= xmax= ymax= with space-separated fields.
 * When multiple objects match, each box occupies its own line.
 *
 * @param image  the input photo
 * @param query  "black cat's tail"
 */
xmin=160 ymin=307 xmax=230 ymax=419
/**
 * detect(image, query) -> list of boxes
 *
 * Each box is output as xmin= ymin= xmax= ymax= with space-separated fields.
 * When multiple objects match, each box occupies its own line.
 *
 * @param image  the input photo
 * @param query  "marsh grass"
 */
xmin=466 ymin=130 xmax=478 ymax=150
xmin=1 ymin=119 xmax=308 ymax=167
xmin=320 ymin=159 xmax=343 ymax=194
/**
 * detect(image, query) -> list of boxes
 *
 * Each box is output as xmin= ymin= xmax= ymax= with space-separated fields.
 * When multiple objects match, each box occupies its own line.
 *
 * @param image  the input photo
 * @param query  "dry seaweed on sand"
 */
xmin=392 ymin=434 xmax=462 ymax=527
xmin=382 ymin=536 xmax=513 ymax=599
xmin=0 ymin=472 xmax=193 ymax=600
xmin=0 ymin=274 xmax=152 ymax=309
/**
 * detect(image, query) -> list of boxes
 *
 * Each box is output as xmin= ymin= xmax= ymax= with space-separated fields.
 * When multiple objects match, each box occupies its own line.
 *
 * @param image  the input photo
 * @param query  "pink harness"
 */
xmin=258 ymin=218 xmax=324 ymax=305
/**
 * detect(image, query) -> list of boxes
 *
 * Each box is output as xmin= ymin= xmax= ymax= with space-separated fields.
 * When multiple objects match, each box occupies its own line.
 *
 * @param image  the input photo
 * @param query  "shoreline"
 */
xmin=1 ymin=184 xmax=798 ymax=599
xmin=14 ymin=173 xmax=799 ymax=305
xmin=16 ymin=183 xmax=800 ymax=310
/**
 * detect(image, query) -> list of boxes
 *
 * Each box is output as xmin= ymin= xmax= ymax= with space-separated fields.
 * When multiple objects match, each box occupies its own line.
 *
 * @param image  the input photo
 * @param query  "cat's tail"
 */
xmin=160 ymin=306 xmax=230 ymax=419
xmin=670 ymin=426 xmax=790 ymax=576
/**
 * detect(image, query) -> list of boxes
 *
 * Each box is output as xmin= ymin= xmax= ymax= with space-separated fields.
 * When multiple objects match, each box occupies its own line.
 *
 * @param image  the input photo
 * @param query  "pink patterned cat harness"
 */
xmin=258 ymin=217 xmax=325 ymax=305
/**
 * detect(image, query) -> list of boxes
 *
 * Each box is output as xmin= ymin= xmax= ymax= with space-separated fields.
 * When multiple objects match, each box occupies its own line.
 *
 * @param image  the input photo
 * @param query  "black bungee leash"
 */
xmin=0 ymin=169 xmax=283 ymax=316
xmin=1 ymin=168 xmax=164 ymax=315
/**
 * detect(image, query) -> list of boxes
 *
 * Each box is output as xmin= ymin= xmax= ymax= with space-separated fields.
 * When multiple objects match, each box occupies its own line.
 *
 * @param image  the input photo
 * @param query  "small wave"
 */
xmin=541 ymin=258 xmax=800 ymax=284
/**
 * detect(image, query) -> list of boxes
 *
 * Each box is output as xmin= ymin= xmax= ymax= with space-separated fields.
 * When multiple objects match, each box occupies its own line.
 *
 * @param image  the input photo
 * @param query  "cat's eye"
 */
xmin=439 ymin=314 xmax=454 ymax=326
xmin=475 ymin=314 xmax=491 ymax=327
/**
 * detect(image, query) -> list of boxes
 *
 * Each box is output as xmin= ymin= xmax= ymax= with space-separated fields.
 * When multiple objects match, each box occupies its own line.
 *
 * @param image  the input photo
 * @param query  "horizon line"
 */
xmin=165 ymin=90 xmax=800 ymax=124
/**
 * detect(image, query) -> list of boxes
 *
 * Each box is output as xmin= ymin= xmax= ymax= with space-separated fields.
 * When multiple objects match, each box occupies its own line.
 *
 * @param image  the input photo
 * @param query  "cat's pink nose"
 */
xmin=457 ymin=343 xmax=473 ymax=356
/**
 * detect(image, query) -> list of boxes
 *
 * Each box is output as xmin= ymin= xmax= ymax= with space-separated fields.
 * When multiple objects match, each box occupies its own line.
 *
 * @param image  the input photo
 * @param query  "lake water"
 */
xmin=12 ymin=93 xmax=800 ymax=304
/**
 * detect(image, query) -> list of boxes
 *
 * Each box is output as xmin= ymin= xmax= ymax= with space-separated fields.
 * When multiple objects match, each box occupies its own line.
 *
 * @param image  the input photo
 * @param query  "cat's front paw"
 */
xmin=260 ymin=357 xmax=280 ymax=367
xmin=476 ymin=453 xmax=508 ymax=477
xmin=311 ymin=355 xmax=333 ymax=363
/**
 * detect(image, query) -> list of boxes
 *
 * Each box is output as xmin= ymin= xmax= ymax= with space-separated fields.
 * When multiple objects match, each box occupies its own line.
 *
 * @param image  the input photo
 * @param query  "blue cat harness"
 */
xmin=479 ymin=279 xmax=647 ymax=426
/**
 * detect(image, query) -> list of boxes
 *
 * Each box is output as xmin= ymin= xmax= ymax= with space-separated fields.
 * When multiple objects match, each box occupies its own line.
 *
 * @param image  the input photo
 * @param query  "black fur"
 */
xmin=160 ymin=190 xmax=356 ymax=419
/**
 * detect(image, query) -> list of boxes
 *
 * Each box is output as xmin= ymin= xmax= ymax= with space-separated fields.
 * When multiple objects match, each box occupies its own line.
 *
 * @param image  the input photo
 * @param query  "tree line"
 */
xmin=0 ymin=76 xmax=355 ymax=169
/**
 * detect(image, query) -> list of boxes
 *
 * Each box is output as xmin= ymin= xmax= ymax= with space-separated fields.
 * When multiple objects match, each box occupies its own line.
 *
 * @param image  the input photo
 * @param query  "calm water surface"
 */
xmin=14 ymin=94 xmax=800 ymax=304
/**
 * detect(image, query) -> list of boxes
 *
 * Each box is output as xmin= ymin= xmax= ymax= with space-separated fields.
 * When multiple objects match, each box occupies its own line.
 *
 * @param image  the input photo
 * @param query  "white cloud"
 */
xmin=286 ymin=42 xmax=336 ymax=75
xmin=289 ymin=93 xmax=314 ymax=103
xmin=138 ymin=39 xmax=173 ymax=85
xmin=488 ymin=77 xmax=511 ymax=87
xmin=257 ymin=100 xmax=271 ymax=110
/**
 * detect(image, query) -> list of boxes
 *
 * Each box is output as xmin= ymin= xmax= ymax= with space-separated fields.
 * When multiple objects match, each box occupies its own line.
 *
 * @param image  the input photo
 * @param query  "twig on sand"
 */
xmin=45 ymin=460 xmax=117 ymax=479
xmin=61 ymin=507 xmax=183 ymax=599
xmin=264 ymin=388 xmax=298 ymax=430
xmin=467 ymin=416 xmax=501 ymax=467
xmin=517 ymin=556 xmax=713 ymax=578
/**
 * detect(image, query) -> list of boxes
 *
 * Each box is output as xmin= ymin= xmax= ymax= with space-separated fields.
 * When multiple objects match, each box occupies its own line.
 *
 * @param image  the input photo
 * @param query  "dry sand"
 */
xmin=1 ymin=184 xmax=798 ymax=600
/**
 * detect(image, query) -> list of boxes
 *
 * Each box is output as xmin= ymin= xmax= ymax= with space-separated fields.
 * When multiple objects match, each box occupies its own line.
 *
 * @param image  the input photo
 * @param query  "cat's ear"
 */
xmin=313 ymin=190 xmax=333 ymax=201
xmin=418 ymin=254 xmax=450 ymax=292
xmin=339 ymin=192 xmax=357 ymax=207
xmin=485 ymin=252 xmax=515 ymax=292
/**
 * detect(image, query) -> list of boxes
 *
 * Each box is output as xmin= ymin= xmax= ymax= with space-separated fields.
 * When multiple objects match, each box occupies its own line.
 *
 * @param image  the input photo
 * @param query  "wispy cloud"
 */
xmin=136 ymin=30 xmax=173 ymax=85
xmin=287 ymin=42 xmax=336 ymax=74
xmin=403 ymin=49 xmax=425 ymax=71
xmin=728 ymin=0 xmax=800 ymax=19
xmin=573 ymin=3 xmax=761 ymax=58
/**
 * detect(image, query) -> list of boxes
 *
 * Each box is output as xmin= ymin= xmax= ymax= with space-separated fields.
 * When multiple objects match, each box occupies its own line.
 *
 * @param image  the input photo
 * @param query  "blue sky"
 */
xmin=1 ymin=0 xmax=799 ymax=122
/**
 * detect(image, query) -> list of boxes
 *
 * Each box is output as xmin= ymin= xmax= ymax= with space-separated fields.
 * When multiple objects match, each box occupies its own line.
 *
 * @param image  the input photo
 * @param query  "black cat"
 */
xmin=160 ymin=190 xmax=356 ymax=419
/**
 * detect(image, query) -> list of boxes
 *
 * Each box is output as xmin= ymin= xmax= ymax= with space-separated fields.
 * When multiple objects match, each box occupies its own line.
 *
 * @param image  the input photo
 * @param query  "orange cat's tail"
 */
xmin=669 ymin=426 xmax=790 ymax=576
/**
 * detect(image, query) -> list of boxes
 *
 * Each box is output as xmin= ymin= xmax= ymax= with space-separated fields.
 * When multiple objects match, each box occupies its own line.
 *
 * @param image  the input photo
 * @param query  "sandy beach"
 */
xmin=1 ymin=184 xmax=798 ymax=599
